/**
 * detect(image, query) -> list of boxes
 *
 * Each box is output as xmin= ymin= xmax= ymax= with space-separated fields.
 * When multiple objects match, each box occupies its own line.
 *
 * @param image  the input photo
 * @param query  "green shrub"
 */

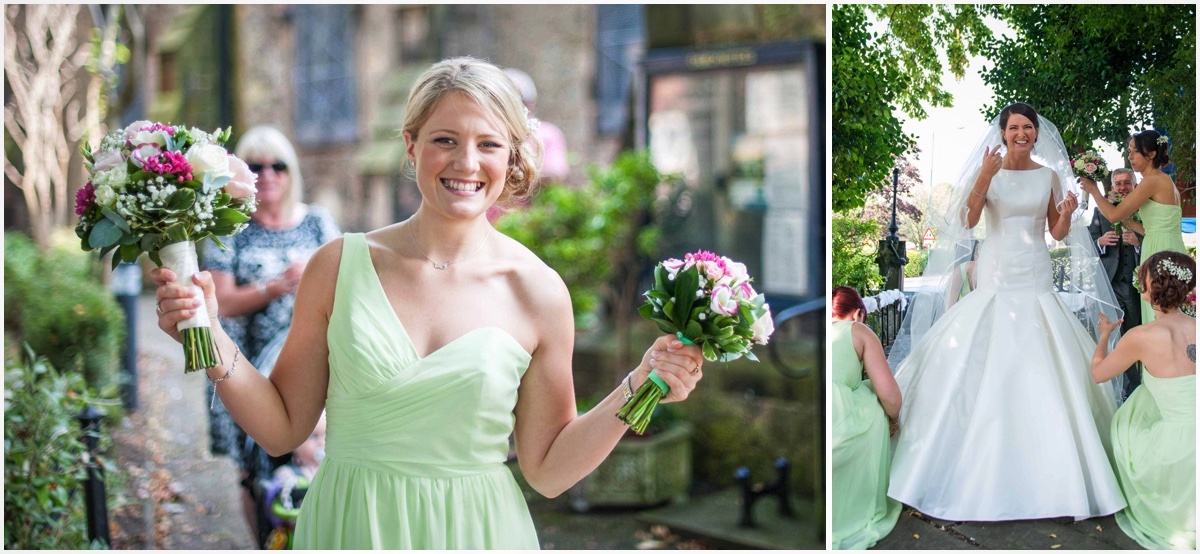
xmin=904 ymin=248 xmax=929 ymax=278
xmin=497 ymin=184 xmax=609 ymax=321
xmin=832 ymin=214 xmax=883 ymax=291
xmin=5 ymin=230 xmax=125 ymax=390
xmin=21 ymin=270 xmax=126 ymax=390
xmin=4 ymin=231 xmax=41 ymax=324
xmin=3 ymin=346 xmax=101 ymax=549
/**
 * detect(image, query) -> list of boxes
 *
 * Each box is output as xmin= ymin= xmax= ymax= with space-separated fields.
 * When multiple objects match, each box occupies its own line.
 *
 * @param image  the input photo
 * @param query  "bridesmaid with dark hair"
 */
xmin=831 ymin=286 xmax=902 ymax=549
xmin=1079 ymin=129 xmax=1187 ymax=324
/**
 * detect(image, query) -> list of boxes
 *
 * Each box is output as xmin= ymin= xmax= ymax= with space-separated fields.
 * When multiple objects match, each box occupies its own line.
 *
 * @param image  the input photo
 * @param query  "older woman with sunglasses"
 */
xmin=198 ymin=125 xmax=341 ymax=546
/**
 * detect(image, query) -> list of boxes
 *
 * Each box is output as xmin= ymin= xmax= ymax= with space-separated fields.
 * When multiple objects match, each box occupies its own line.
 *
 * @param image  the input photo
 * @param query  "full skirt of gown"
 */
xmin=887 ymin=168 xmax=1126 ymax=521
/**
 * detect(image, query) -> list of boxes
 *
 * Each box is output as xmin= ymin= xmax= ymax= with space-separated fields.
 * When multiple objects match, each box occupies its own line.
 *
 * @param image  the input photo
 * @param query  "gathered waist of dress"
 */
xmin=320 ymin=455 xmax=511 ymax=479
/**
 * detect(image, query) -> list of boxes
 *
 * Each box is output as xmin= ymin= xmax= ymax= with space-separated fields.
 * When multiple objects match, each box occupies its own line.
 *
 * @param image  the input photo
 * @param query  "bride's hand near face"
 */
xmin=980 ymin=145 xmax=1003 ymax=179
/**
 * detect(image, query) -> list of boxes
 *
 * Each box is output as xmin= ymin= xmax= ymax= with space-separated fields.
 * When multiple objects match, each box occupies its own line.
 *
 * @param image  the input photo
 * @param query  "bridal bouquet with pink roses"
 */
xmin=75 ymin=121 xmax=258 ymax=372
xmin=618 ymin=250 xmax=775 ymax=434
xmin=1071 ymin=150 xmax=1110 ymax=184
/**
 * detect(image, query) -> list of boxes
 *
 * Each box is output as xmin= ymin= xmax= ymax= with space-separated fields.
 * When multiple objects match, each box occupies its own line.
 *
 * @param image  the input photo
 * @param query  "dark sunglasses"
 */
xmin=248 ymin=162 xmax=288 ymax=173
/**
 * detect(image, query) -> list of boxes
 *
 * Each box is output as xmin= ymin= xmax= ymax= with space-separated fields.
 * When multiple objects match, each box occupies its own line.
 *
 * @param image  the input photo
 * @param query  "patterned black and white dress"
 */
xmin=200 ymin=205 xmax=340 ymax=474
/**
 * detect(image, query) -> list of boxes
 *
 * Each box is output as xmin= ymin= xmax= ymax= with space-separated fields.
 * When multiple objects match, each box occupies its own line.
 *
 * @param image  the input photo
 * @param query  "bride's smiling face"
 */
xmin=1002 ymin=114 xmax=1037 ymax=155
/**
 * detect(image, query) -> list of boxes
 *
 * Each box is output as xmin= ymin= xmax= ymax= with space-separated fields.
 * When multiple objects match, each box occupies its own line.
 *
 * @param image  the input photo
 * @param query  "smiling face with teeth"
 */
xmin=1001 ymin=113 xmax=1038 ymax=156
xmin=404 ymin=92 xmax=512 ymax=221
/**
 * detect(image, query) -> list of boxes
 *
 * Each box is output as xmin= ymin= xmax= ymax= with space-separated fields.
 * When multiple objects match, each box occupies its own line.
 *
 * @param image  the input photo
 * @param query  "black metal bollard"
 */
xmin=75 ymin=405 xmax=110 ymax=547
xmin=734 ymin=457 xmax=794 ymax=528
xmin=111 ymin=262 xmax=140 ymax=411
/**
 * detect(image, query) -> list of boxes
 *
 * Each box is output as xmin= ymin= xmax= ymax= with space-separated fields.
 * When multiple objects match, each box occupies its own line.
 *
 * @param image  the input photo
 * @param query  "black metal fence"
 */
xmin=862 ymin=291 xmax=909 ymax=355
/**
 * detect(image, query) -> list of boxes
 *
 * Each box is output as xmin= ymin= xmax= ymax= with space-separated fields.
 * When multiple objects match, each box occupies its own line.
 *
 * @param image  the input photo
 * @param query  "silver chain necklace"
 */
xmin=408 ymin=223 xmax=492 ymax=270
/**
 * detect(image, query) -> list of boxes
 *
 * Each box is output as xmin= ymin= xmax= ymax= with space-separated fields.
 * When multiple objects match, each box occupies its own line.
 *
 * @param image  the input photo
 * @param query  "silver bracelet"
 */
xmin=621 ymin=373 xmax=635 ymax=403
xmin=209 ymin=347 xmax=239 ymax=410
xmin=971 ymin=190 xmax=987 ymax=200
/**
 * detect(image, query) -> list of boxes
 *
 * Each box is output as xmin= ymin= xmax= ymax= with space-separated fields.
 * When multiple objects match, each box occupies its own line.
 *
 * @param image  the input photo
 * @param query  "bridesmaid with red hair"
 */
xmin=831 ymin=286 xmax=902 ymax=549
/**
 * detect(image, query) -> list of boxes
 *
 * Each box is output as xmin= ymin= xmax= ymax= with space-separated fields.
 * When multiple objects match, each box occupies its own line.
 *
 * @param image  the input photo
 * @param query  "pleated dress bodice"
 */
xmin=293 ymin=232 xmax=540 ymax=549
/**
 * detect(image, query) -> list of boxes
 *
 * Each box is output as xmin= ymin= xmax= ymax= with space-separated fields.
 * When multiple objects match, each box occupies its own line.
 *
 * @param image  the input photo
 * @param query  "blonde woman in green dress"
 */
xmin=151 ymin=57 xmax=707 ymax=549
xmin=831 ymin=286 xmax=902 ymax=549
xmin=1092 ymin=251 xmax=1196 ymax=550
xmin=1080 ymin=129 xmax=1187 ymax=325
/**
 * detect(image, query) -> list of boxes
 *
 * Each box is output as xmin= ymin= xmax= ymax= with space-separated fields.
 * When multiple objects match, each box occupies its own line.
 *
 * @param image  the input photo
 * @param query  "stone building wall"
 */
xmin=229 ymin=5 xmax=612 ymax=232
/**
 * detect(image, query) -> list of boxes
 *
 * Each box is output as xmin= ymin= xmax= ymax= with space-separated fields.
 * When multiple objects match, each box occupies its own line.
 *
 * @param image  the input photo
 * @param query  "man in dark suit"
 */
xmin=1087 ymin=167 xmax=1142 ymax=396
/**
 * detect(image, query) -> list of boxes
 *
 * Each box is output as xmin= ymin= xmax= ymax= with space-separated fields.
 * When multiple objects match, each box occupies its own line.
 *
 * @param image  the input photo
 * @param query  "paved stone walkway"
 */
xmin=108 ymin=293 xmax=254 ymax=549
xmin=874 ymin=506 xmax=1143 ymax=550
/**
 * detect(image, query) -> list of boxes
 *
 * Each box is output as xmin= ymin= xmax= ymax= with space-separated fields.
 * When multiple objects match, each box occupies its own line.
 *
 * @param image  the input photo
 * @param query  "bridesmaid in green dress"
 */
xmin=1080 ymin=129 xmax=1187 ymax=325
xmin=150 ymin=57 xmax=708 ymax=549
xmin=1091 ymin=251 xmax=1196 ymax=550
xmin=831 ymin=287 xmax=902 ymax=549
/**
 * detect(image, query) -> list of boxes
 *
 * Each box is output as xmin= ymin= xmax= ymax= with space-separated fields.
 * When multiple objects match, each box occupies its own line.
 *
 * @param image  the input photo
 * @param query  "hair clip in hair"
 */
xmin=1158 ymin=258 xmax=1193 ymax=282
xmin=523 ymin=106 xmax=541 ymax=135
xmin=1157 ymin=135 xmax=1170 ymax=145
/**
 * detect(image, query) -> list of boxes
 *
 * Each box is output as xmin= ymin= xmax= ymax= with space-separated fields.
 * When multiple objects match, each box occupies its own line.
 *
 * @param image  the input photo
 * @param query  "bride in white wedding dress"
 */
xmin=886 ymin=103 xmax=1126 ymax=521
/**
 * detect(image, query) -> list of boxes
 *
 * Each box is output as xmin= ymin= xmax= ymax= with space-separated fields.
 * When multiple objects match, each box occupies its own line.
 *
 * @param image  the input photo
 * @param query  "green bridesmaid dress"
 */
xmin=832 ymin=320 xmax=901 ymax=549
xmin=1112 ymin=372 xmax=1196 ymax=550
xmin=1136 ymin=200 xmax=1187 ymax=324
xmin=292 ymin=233 xmax=540 ymax=549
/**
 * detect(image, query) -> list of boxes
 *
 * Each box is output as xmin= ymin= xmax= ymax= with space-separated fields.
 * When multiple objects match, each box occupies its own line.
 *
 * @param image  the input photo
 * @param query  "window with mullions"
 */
xmin=595 ymin=5 xmax=645 ymax=137
xmin=293 ymin=5 xmax=358 ymax=145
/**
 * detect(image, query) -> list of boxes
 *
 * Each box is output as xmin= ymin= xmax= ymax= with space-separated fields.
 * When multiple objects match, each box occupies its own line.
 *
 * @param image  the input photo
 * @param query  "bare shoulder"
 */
xmin=851 ymin=321 xmax=880 ymax=341
xmin=306 ymin=236 xmax=345 ymax=278
xmin=297 ymin=237 xmax=345 ymax=313
xmin=493 ymin=233 xmax=572 ymax=315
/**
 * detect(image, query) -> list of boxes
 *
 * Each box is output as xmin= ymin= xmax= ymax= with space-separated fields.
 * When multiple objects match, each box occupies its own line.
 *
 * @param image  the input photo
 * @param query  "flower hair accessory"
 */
xmin=1157 ymin=135 xmax=1170 ymax=145
xmin=1158 ymin=258 xmax=1193 ymax=283
xmin=522 ymin=105 xmax=541 ymax=135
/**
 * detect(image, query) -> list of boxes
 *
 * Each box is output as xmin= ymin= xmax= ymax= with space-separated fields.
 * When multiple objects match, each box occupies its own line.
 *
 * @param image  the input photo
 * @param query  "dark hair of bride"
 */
xmin=1131 ymin=129 xmax=1171 ymax=168
xmin=832 ymin=286 xmax=868 ymax=320
xmin=998 ymin=102 xmax=1041 ymax=144
xmin=1137 ymin=251 xmax=1195 ymax=311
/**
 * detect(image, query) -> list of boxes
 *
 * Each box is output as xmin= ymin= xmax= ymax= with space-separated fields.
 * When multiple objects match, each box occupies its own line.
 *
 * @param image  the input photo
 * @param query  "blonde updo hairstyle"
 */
xmin=401 ymin=57 xmax=542 ymax=206
xmin=234 ymin=125 xmax=304 ymax=216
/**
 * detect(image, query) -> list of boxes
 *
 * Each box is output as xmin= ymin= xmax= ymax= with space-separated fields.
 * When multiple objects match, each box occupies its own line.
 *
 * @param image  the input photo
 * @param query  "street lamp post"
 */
xmin=875 ymin=167 xmax=908 ymax=291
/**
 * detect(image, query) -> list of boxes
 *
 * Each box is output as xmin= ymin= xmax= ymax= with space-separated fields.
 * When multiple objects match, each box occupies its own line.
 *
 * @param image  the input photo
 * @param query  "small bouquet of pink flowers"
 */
xmin=75 ymin=121 xmax=258 ymax=372
xmin=1071 ymin=150 xmax=1110 ymax=184
xmin=618 ymin=250 xmax=775 ymax=434
xmin=1107 ymin=191 xmax=1142 ymax=235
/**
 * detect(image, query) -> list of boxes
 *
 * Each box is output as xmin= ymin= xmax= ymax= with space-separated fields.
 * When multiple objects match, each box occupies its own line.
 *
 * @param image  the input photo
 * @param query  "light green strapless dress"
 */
xmin=292 ymin=233 xmax=540 ymax=549
xmin=1112 ymin=371 xmax=1196 ymax=550
xmin=832 ymin=320 xmax=901 ymax=549
xmin=1137 ymin=200 xmax=1187 ymax=324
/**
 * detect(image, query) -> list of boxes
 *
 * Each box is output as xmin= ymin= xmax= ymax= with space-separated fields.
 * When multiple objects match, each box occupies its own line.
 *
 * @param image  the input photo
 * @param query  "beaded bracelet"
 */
xmin=209 ymin=347 xmax=240 ymax=410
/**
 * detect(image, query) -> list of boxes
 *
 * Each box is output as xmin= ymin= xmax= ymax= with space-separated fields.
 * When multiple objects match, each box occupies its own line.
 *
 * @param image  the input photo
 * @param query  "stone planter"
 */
xmin=569 ymin=422 xmax=693 ymax=512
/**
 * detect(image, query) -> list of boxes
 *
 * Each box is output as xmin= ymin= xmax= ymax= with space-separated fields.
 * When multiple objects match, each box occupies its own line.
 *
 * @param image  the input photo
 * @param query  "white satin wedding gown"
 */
xmin=888 ymin=167 xmax=1126 ymax=521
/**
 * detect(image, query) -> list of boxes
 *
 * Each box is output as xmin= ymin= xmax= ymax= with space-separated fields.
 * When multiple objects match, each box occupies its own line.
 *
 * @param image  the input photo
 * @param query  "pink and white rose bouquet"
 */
xmin=1071 ymin=150 xmax=1110 ymax=184
xmin=617 ymin=250 xmax=775 ymax=434
xmin=75 ymin=121 xmax=258 ymax=372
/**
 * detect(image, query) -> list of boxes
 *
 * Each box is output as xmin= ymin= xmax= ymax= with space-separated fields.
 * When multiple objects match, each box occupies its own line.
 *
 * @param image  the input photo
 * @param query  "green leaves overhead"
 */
xmin=833 ymin=4 xmax=991 ymax=213
xmin=982 ymin=4 xmax=1194 ymax=190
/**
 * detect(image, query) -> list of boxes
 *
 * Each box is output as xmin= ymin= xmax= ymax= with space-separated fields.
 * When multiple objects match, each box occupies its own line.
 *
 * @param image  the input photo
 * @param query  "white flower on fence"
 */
xmin=864 ymin=289 xmax=907 ymax=314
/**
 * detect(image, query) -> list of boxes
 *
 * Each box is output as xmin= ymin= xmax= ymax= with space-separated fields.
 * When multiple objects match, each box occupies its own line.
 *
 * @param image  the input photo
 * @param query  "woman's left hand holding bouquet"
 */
xmin=628 ymin=335 xmax=707 ymax=403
